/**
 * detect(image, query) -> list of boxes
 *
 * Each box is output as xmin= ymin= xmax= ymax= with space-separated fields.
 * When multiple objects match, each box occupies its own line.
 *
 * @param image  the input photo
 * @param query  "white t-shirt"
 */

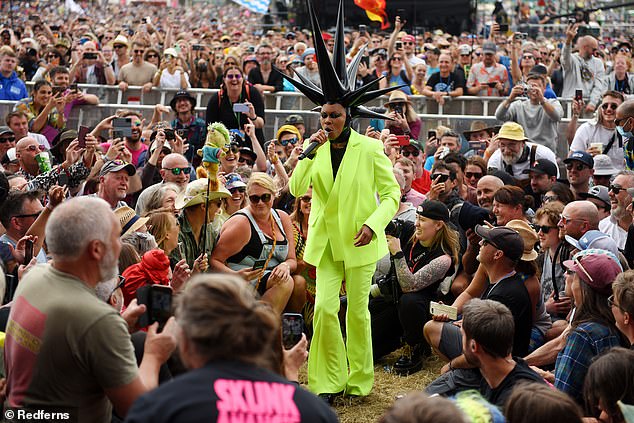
xmin=488 ymin=142 xmax=559 ymax=180
xmin=159 ymin=69 xmax=190 ymax=89
xmin=599 ymin=215 xmax=628 ymax=249
xmin=570 ymin=121 xmax=624 ymax=171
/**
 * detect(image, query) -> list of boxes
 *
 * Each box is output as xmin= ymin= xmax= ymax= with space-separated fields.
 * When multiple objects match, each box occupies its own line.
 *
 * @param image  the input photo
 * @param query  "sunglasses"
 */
xmin=543 ymin=194 xmax=558 ymax=203
xmin=573 ymin=257 xmax=594 ymax=283
xmin=522 ymin=55 xmax=534 ymax=60
xmin=113 ymin=44 xmax=126 ymax=49
xmin=133 ymin=49 xmax=145 ymax=54
xmin=320 ymin=112 xmax=343 ymax=119
xmin=164 ymin=167 xmax=191 ymax=175
xmin=249 ymin=193 xmax=272 ymax=203
xmin=392 ymin=57 xmax=403 ymax=61
xmin=615 ymin=117 xmax=631 ymax=126
xmin=431 ymin=174 xmax=450 ymax=183
xmin=465 ymin=172 xmax=482 ymax=179
xmin=225 ymin=74 xmax=242 ymax=79
xmin=0 ymin=136 xmax=15 ymax=143
xmin=300 ymin=195 xmax=312 ymax=203
xmin=228 ymin=144 xmax=239 ymax=154
xmin=560 ymin=215 xmax=587 ymax=225
xmin=533 ymin=224 xmax=557 ymax=234
xmin=14 ymin=211 xmax=42 ymax=219
xmin=609 ymin=184 xmax=624 ymax=194
xmin=480 ymin=239 xmax=501 ymax=250
xmin=401 ymin=149 xmax=420 ymax=157
xmin=146 ymin=54 xmax=158 ymax=58
xmin=229 ymin=186 xmax=246 ymax=194
xmin=565 ymin=162 xmax=587 ymax=171
xmin=601 ymin=102 xmax=618 ymax=111
xmin=22 ymin=144 xmax=46 ymax=152
xmin=47 ymin=54 xmax=60 ymax=59
xmin=279 ymin=137 xmax=299 ymax=146
xmin=238 ymin=157 xmax=254 ymax=166
xmin=403 ymin=42 xmax=414 ymax=45
xmin=473 ymin=52 xmax=481 ymax=56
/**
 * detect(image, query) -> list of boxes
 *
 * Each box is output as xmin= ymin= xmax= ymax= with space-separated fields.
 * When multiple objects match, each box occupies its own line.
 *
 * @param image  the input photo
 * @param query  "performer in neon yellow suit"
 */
xmin=278 ymin=0 xmax=401 ymax=400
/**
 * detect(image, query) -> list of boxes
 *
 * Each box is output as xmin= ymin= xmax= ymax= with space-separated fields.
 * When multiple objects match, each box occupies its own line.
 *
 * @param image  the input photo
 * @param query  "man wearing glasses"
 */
xmin=563 ymin=151 xmax=594 ymax=199
xmin=599 ymin=171 xmax=634 ymax=249
xmin=610 ymin=271 xmax=634 ymax=348
xmin=111 ymin=34 xmax=130 ymax=80
xmin=401 ymin=140 xmax=432 ymax=195
xmin=570 ymin=91 xmax=624 ymax=172
xmin=118 ymin=41 xmax=157 ymax=93
xmin=248 ymin=43 xmax=284 ymax=94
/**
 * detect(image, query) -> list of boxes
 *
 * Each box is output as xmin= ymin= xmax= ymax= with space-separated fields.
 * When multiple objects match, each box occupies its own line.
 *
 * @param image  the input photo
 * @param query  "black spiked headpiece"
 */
xmin=274 ymin=0 xmax=405 ymax=120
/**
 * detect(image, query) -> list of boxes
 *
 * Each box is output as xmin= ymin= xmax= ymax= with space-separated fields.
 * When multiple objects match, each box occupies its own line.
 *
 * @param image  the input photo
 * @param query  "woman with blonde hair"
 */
xmin=211 ymin=172 xmax=301 ymax=314
xmin=370 ymin=200 xmax=459 ymax=375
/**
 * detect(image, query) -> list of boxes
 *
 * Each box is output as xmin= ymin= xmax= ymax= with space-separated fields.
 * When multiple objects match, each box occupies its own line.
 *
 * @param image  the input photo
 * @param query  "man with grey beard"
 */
xmin=4 ymin=197 xmax=177 ymax=423
xmin=599 ymin=170 xmax=634 ymax=249
xmin=248 ymin=43 xmax=284 ymax=94
xmin=487 ymin=122 xmax=558 ymax=182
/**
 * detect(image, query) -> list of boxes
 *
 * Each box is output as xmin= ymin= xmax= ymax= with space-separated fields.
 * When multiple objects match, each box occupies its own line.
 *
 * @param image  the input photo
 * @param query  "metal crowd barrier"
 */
xmin=6 ymin=84 xmax=585 ymax=159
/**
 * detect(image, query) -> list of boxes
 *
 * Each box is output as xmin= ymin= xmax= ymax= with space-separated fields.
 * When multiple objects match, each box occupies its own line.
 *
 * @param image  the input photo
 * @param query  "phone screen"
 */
xmin=78 ymin=125 xmax=90 ymax=148
xmin=137 ymin=285 xmax=172 ymax=329
xmin=575 ymin=89 xmax=583 ymax=101
xmin=24 ymin=239 xmax=34 ymax=263
xmin=282 ymin=313 xmax=304 ymax=349
xmin=112 ymin=118 xmax=132 ymax=138
xmin=232 ymin=103 xmax=250 ymax=113
xmin=252 ymin=259 xmax=267 ymax=270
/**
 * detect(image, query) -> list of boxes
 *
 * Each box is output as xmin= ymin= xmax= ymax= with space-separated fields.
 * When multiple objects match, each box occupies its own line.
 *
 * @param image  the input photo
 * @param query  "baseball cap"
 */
xmin=474 ymin=225 xmax=524 ymax=262
xmin=506 ymin=220 xmax=538 ymax=261
xmin=1 ymin=147 xmax=17 ymax=164
xmin=401 ymin=34 xmax=415 ymax=43
xmin=371 ymin=48 xmax=388 ymax=58
xmin=0 ymin=126 xmax=14 ymax=136
xmin=578 ymin=185 xmax=610 ymax=209
xmin=564 ymin=230 xmax=619 ymax=256
xmin=224 ymin=173 xmax=247 ymax=190
xmin=302 ymin=48 xmax=316 ymax=59
xmin=416 ymin=200 xmax=449 ymax=222
xmin=522 ymin=158 xmax=557 ymax=177
xmin=564 ymin=151 xmax=594 ymax=168
xmin=99 ymin=160 xmax=136 ymax=177
xmin=244 ymin=55 xmax=258 ymax=64
xmin=497 ymin=122 xmax=527 ymax=141
xmin=482 ymin=41 xmax=497 ymax=54
xmin=276 ymin=124 xmax=301 ymax=140
xmin=239 ymin=146 xmax=257 ymax=162
xmin=563 ymin=249 xmax=622 ymax=294
xmin=458 ymin=44 xmax=472 ymax=55
xmin=149 ymin=139 xmax=172 ymax=155
xmin=285 ymin=114 xmax=304 ymax=125
xmin=58 ymin=129 xmax=78 ymax=144
xmin=593 ymin=154 xmax=618 ymax=176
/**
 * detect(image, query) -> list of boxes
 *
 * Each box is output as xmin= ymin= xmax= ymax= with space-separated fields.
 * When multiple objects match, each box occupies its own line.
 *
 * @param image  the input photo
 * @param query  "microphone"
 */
xmin=298 ymin=128 xmax=331 ymax=160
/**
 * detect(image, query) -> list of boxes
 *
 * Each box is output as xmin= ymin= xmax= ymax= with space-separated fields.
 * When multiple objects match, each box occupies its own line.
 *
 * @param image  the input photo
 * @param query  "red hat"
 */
xmin=401 ymin=34 xmax=415 ymax=43
xmin=322 ymin=33 xmax=333 ymax=41
xmin=121 ymin=249 xmax=171 ymax=306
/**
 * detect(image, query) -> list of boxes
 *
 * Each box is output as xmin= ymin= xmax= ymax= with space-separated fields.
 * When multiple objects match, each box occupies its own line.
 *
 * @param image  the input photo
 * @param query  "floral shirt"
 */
xmin=14 ymin=98 xmax=64 ymax=143
xmin=18 ymin=162 xmax=90 ymax=192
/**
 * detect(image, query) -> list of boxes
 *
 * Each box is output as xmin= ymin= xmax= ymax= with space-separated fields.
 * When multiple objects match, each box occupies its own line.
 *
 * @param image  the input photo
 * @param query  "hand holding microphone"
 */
xmin=298 ymin=129 xmax=330 ymax=160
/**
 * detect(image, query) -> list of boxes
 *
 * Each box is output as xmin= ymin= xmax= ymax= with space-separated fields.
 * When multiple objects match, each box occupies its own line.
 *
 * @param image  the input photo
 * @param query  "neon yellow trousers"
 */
xmin=308 ymin=243 xmax=375 ymax=396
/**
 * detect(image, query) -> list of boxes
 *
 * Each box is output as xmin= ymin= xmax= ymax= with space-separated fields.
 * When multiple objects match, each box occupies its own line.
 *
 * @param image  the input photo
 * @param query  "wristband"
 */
xmin=391 ymin=251 xmax=405 ymax=260
xmin=449 ymin=359 xmax=455 ymax=371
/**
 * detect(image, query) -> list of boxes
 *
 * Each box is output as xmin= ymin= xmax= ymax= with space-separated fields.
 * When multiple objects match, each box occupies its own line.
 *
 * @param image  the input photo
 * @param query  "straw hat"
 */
xmin=384 ymin=90 xmax=412 ymax=107
xmin=114 ymin=206 xmax=149 ymax=237
xmin=175 ymin=179 xmax=231 ymax=210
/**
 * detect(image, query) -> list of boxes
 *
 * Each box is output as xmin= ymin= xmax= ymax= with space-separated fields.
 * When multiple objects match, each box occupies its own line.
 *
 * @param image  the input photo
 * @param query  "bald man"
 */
xmin=558 ymin=200 xmax=599 ymax=240
xmin=476 ymin=175 xmax=504 ymax=210
xmin=561 ymin=25 xmax=606 ymax=112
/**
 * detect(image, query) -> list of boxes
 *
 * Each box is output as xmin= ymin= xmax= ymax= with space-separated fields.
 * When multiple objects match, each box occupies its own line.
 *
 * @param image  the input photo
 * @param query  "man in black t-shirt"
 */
xmin=422 ymin=54 xmax=466 ymax=106
xmin=463 ymin=299 xmax=545 ymax=407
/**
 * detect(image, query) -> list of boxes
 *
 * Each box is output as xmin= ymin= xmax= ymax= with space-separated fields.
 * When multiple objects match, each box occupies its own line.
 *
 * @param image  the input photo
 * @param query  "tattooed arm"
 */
xmin=392 ymin=254 xmax=452 ymax=293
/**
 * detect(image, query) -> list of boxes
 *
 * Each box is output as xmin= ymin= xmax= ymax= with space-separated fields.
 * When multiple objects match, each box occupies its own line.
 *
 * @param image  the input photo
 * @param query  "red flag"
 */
xmin=354 ymin=0 xmax=390 ymax=30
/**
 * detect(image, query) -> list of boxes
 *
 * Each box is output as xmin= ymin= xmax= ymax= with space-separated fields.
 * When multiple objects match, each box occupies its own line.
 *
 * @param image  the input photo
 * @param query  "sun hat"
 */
xmin=175 ymin=178 xmax=231 ymax=210
xmin=114 ymin=206 xmax=149 ymax=237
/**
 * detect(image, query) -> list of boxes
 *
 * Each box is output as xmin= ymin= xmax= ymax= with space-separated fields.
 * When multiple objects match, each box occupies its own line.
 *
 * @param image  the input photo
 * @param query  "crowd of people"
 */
xmin=0 ymin=1 xmax=633 ymax=422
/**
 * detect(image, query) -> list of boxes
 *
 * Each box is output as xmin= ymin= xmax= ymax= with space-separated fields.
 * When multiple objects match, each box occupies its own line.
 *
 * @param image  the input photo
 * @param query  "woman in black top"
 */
xmin=205 ymin=65 xmax=265 ymax=147
xmin=370 ymin=201 xmax=459 ymax=375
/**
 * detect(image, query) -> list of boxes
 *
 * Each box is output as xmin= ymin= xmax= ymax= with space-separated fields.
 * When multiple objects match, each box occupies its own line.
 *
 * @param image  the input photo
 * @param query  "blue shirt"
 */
xmin=0 ymin=71 xmax=28 ymax=101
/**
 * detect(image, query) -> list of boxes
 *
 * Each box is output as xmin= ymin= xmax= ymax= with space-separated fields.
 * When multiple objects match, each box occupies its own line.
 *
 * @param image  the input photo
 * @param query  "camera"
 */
xmin=385 ymin=219 xmax=403 ymax=238
xmin=197 ymin=60 xmax=208 ymax=72
xmin=27 ymin=47 xmax=37 ymax=57
xmin=513 ymin=32 xmax=528 ymax=40
xmin=392 ymin=103 xmax=403 ymax=115
xmin=517 ymin=82 xmax=530 ymax=96
xmin=164 ymin=129 xmax=176 ymax=140
xmin=370 ymin=271 xmax=401 ymax=303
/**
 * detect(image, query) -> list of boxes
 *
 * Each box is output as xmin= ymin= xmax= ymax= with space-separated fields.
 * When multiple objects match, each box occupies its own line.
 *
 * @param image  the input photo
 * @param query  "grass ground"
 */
xmin=299 ymin=350 xmax=444 ymax=423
